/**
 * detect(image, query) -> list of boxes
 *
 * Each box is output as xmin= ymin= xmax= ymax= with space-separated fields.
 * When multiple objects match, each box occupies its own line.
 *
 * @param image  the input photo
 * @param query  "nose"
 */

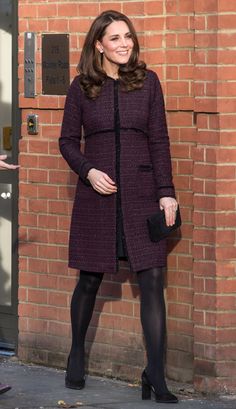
xmin=120 ymin=36 xmax=128 ymax=47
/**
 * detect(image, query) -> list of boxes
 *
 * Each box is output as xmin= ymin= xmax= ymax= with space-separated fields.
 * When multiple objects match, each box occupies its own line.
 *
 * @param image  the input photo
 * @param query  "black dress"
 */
xmin=114 ymin=80 xmax=128 ymax=260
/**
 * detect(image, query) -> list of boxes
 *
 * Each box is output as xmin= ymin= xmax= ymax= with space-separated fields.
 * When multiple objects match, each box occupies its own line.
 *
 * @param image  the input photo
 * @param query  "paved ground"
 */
xmin=0 ymin=357 xmax=236 ymax=409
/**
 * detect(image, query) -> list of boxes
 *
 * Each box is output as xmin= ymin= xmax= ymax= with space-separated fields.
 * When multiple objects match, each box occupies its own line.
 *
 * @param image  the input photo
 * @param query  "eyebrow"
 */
xmin=108 ymin=32 xmax=131 ymax=38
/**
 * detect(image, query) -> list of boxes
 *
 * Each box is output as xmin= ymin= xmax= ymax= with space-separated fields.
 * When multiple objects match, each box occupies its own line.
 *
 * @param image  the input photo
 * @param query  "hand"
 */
xmin=159 ymin=197 xmax=178 ymax=227
xmin=0 ymin=155 xmax=20 ymax=170
xmin=87 ymin=168 xmax=117 ymax=195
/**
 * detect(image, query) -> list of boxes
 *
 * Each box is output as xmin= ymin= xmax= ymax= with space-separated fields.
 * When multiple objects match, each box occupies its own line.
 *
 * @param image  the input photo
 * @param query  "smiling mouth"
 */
xmin=117 ymin=51 xmax=129 ymax=55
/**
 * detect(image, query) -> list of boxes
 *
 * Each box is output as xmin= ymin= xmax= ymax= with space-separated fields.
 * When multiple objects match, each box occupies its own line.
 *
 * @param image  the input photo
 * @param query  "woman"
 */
xmin=59 ymin=10 xmax=178 ymax=404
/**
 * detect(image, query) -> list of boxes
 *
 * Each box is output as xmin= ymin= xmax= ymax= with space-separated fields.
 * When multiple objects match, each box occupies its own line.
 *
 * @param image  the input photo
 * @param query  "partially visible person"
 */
xmin=0 ymin=154 xmax=20 ymax=170
xmin=0 ymin=383 xmax=11 ymax=395
xmin=0 ymin=154 xmax=19 ymax=395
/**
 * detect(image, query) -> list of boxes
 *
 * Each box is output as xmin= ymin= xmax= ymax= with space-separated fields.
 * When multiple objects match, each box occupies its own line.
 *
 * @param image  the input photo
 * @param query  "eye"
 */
xmin=126 ymin=33 xmax=133 ymax=39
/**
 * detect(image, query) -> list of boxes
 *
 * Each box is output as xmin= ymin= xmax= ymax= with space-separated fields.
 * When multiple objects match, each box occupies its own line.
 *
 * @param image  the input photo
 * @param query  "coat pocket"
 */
xmin=138 ymin=164 xmax=153 ymax=172
xmin=137 ymin=164 xmax=156 ymax=198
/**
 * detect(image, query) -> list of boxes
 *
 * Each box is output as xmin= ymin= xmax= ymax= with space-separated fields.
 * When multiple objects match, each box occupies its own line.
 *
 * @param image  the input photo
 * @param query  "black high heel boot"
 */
xmin=65 ymin=356 xmax=85 ymax=390
xmin=141 ymin=370 xmax=178 ymax=404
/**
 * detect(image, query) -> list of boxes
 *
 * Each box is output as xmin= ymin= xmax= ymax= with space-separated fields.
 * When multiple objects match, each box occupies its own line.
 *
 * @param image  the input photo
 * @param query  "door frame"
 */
xmin=0 ymin=0 xmax=20 ymax=351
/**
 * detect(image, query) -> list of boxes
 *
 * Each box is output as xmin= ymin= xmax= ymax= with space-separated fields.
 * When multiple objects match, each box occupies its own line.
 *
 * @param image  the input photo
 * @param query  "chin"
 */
xmin=116 ymin=57 xmax=130 ymax=65
xmin=118 ymin=60 xmax=129 ymax=65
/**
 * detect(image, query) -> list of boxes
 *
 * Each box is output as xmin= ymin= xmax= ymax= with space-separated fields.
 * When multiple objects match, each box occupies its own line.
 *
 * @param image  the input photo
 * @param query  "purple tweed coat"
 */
xmin=59 ymin=70 xmax=175 ymax=273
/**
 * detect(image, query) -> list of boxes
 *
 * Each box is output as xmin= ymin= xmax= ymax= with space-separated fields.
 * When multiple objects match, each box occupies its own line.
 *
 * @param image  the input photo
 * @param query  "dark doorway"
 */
xmin=0 ymin=0 xmax=19 ymax=352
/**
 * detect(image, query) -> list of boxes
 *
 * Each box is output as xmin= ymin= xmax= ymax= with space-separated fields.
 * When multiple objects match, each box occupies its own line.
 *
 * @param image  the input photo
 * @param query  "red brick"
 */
xmin=48 ymin=200 xmax=70 ymax=215
xmin=28 ymin=169 xmax=49 ymax=184
xmin=216 ymin=247 xmax=236 ymax=261
xmin=37 ymin=185 xmax=58 ymax=199
xmin=38 ymin=244 xmax=59 ymax=260
xmin=19 ymin=213 xmax=37 ymax=226
xmin=78 ymin=3 xmax=99 ymax=16
xmin=28 ymin=228 xmax=48 ymax=243
xmin=37 ymin=305 xmax=59 ymax=320
xmin=37 ymin=96 xmax=59 ymax=109
xmin=144 ymin=34 xmax=163 ymax=49
xmin=68 ymin=18 xmax=91 ymax=34
xmin=49 ymin=230 xmax=68 ymax=245
xmin=145 ymin=50 xmax=165 ymax=65
xmin=38 ymin=156 xmax=59 ymax=169
xmin=48 ymin=19 xmax=69 ymax=32
xmin=48 ymin=260 xmax=68 ymax=275
xmin=217 ymin=313 xmax=236 ymax=327
xmin=144 ymin=17 xmax=165 ymax=31
xmin=179 ymin=97 xmax=194 ymax=110
xmin=57 ymin=3 xmax=78 ymax=17
xmin=177 ymin=33 xmax=194 ymax=48
xmin=48 ymin=170 xmax=69 ymax=185
xmin=217 ymin=50 xmax=236 ymax=65
xmin=100 ymin=3 xmax=122 ymax=12
xmin=37 ymin=3 xmax=57 ymax=17
xmin=166 ymin=50 xmax=190 ymax=64
xmin=165 ymin=0 xmax=178 ymax=14
xmin=144 ymin=1 xmax=163 ymax=14
xmin=179 ymin=0 xmax=194 ymax=13
xmin=123 ymin=1 xmax=144 ymax=15
xmin=218 ymin=0 xmax=236 ymax=11
xmin=217 ymin=181 xmax=236 ymax=195
xmin=217 ymin=329 xmax=236 ymax=343
xmin=41 ymin=125 xmax=61 ymax=139
xmin=194 ymin=0 xmax=218 ymax=13
xmin=19 ymin=272 xmax=38 ymax=287
xmin=28 ymin=289 xmax=47 ymax=304
xmin=28 ymin=140 xmax=49 ymax=154
xmin=29 ymin=19 xmax=48 ymax=32
xmin=38 ymin=275 xmax=58 ymax=290
xmin=167 ymin=81 xmax=189 ymax=96
xmin=167 ymin=16 xmax=190 ymax=30
xmin=218 ymin=15 xmax=236 ymax=29
xmin=38 ymin=215 xmax=58 ymax=229
xmin=28 ymin=258 xmax=48 ymax=274
xmin=48 ymin=291 xmax=68 ymax=307
xmin=19 ymin=4 xmax=37 ymax=18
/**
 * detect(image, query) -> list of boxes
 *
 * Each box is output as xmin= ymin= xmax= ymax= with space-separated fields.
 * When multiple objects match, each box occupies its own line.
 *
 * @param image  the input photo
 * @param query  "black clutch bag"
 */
xmin=147 ymin=205 xmax=181 ymax=243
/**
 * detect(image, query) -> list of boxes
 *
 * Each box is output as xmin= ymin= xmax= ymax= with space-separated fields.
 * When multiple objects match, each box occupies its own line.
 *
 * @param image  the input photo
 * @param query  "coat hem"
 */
xmin=68 ymin=260 xmax=167 ymax=274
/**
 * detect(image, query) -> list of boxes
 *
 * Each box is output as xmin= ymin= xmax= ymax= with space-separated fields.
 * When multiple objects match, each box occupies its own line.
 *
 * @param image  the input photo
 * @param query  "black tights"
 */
xmin=137 ymin=267 xmax=168 ymax=393
xmin=68 ymin=270 xmax=104 ymax=381
xmin=68 ymin=267 xmax=168 ymax=392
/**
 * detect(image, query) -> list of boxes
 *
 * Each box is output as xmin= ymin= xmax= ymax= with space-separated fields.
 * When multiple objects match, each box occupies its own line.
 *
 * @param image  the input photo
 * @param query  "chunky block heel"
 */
xmin=65 ymin=356 xmax=85 ymax=390
xmin=141 ymin=370 xmax=178 ymax=404
xmin=142 ymin=378 xmax=151 ymax=400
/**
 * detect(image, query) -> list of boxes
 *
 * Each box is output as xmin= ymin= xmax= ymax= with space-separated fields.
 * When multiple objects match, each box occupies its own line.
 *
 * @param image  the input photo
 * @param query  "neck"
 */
xmin=107 ymin=72 xmax=119 ymax=79
xmin=104 ymin=67 xmax=119 ymax=79
xmin=102 ymin=58 xmax=119 ymax=79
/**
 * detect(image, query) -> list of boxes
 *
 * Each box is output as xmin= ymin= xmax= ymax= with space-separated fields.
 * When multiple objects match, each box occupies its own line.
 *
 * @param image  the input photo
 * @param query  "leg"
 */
xmin=67 ymin=270 xmax=104 ymax=383
xmin=137 ymin=267 xmax=168 ymax=393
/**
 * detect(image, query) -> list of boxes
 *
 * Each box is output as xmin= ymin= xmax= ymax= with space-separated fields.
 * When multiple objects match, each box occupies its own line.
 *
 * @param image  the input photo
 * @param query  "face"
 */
xmin=96 ymin=20 xmax=134 ymax=74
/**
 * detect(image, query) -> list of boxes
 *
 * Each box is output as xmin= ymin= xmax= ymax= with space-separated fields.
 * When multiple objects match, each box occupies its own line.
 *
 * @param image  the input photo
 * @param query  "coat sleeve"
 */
xmin=59 ymin=76 xmax=93 ymax=182
xmin=147 ymin=71 xmax=176 ymax=200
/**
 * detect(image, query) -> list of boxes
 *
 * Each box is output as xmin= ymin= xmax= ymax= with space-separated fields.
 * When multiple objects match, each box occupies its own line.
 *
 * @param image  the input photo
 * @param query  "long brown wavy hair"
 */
xmin=78 ymin=10 xmax=146 ymax=99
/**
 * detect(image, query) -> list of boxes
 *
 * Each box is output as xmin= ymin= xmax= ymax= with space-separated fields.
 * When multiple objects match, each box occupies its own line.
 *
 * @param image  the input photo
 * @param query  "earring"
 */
xmin=100 ymin=49 xmax=103 ymax=54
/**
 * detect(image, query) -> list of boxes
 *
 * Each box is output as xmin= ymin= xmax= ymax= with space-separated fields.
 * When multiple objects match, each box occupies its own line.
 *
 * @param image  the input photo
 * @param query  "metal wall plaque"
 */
xmin=24 ymin=32 xmax=36 ymax=98
xmin=42 ymin=34 xmax=70 ymax=95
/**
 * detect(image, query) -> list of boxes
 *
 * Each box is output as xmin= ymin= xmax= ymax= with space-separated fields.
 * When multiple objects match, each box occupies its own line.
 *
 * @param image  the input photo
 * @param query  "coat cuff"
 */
xmin=157 ymin=186 xmax=176 ymax=201
xmin=80 ymin=163 xmax=94 ymax=185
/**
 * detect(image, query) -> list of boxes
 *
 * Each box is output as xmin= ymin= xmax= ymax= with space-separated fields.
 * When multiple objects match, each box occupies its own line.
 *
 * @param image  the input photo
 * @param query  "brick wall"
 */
xmin=17 ymin=0 xmax=236 ymax=393
xmin=192 ymin=0 xmax=236 ymax=393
